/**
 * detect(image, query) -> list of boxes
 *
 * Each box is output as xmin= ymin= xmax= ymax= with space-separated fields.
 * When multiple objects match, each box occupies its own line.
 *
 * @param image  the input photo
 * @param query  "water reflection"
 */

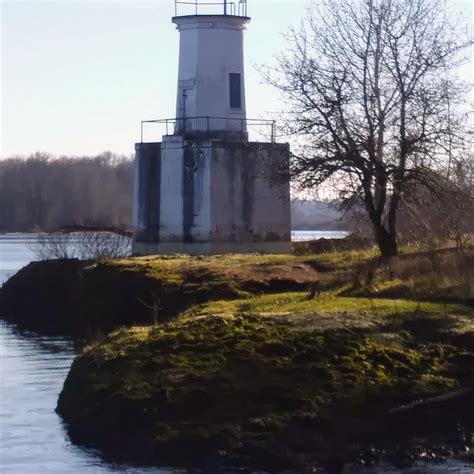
xmin=0 ymin=321 xmax=178 ymax=473
xmin=0 ymin=235 xmax=175 ymax=472
xmin=0 ymin=234 xmax=40 ymax=285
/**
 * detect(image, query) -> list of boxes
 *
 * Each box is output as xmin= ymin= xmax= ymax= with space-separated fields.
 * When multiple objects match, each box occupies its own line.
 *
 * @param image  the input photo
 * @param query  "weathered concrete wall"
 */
xmin=133 ymin=138 xmax=291 ymax=254
xmin=133 ymin=241 xmax=291 ymax=255
xmin=158 ymin=136 xmax=212 ymax=243
xmin=159 ymin=136 xmax=185 ymax=241
xmin=189 ymin=141 xmax=211 ymax=241
xmin=132 ymin=142 xmax=161 ymax=242
xmin=210 ymin=142 xmax=290 ymax=244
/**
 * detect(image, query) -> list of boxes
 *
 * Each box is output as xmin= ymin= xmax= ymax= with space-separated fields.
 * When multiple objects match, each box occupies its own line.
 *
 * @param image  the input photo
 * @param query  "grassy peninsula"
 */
xmin=1 ymin=242 xmax=473 ymax=471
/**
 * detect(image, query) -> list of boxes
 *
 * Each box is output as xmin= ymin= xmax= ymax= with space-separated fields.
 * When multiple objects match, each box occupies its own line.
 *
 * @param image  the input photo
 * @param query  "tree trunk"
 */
xmin=373 ymin=222 xmax=398 ymax=258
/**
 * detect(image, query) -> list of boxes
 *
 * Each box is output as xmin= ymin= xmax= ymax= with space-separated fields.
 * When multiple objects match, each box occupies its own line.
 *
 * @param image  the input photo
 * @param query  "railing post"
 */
xmin=272 ymin=121 xmax=276 ymax=143
xmin=141 ymin=121 xmax=143 ymax=143
xmin=195 ymin=0 xmax=198 ymax=15
xmin=207 ymin=116 xmax=210 ymax=132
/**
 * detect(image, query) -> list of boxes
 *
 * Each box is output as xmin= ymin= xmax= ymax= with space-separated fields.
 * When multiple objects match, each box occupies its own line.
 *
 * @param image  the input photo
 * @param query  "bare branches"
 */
xmin=33 ymin=231 xmax=131 ymax=260
xmin=264 ymin=0 xmax=472 ymax=256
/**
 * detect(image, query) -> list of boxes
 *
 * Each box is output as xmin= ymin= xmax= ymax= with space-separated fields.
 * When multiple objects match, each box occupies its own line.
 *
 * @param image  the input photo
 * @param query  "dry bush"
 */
xmin=353 ymin=247 xmax=473 ymax=304
xmin=397 ymin=177 xmax=474 ymax=251
xmin=34 ymin=231 xmax=131 ymax=260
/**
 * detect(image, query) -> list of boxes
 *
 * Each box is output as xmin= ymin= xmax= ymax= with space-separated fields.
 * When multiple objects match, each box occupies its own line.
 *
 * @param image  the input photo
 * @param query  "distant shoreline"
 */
xmin=0 ymin=229 xmax=351 ymax=237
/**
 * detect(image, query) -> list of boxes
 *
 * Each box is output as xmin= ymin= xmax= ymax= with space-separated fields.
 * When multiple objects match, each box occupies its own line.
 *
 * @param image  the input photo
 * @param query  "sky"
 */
xmin=1 ymin=0 xmax=311 ymax=157
xmin=1 ymin=0 xmax=472 ymax=158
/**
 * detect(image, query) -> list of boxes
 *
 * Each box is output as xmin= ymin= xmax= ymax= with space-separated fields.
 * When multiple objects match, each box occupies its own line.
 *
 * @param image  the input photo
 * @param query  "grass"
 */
xmin=112 ymin=246 xmax=379 ymax=274
xmin=180 ymin=292 xmax=473 ymax=336
xmin=2 ymin=240 xmax=471 ymax=339
xmin=50 ymin=242 xmax=474 ymax=470
xmin=304 ymin=247 xmax=379 ymax=270
xmin=184 ymin=292 xmax=464 ymax=318
xmin=345 ymin=246 xmax=473 ymax=304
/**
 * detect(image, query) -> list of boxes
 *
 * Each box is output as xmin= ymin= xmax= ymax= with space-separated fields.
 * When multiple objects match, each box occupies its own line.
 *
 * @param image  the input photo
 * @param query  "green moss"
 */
xmin=182 ymin=292 xmax=468 ymax=330
xmin=58 ymin=312 xmax=474 ymax=468
xmin=305 ymin=247 xmax=379 ymax=270
xmin=3 ymin=246 xmax=470 ymax=468
xmin=6 ymin=246 xmax=470 ymax=337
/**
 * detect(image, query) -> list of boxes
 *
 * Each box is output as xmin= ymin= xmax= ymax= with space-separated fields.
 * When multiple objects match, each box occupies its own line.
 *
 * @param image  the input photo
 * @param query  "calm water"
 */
xmin=291 ymin=230 xmax=349 ymax=242
xmin=0 ymin=233 xmax=472 ymax=473
xmin=0 ymin=235 xmax=176 ymax=473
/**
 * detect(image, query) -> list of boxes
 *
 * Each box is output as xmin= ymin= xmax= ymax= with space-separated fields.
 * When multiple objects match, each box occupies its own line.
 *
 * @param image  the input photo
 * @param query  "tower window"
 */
xmin=229 ymin=73 xmax=241 ymax=109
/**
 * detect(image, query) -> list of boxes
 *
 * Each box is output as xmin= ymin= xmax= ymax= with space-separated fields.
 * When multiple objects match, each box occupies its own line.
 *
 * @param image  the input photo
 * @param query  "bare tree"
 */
xmin=395 ymin=155 xmax=473 ymax=249
xmin=265 ymin=0 xmax=472 ymax=257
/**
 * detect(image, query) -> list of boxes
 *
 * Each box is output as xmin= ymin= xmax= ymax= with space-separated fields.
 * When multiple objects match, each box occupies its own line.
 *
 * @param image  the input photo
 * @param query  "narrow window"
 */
xmin=229 ymin=73 xmax=241 ymax=109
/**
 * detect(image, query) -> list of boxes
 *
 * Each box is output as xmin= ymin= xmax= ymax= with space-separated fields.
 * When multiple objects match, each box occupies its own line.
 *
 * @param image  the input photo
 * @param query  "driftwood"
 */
xmin=389 ymin=387 xmax=473 ymax=414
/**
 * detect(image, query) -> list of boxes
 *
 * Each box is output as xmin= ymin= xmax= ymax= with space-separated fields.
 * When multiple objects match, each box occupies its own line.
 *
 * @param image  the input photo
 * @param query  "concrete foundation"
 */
xmin=132 ymin=137 xmax=291 ymax=255
xmin=133 ymin=241 xmax=291 ymax=255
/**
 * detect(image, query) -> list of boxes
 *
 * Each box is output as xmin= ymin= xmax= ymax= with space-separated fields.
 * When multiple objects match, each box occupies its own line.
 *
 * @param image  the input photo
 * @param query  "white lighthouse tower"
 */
xmin=173 ymin=3 xmax=249 ymax=134
xmin=133 ymin=0 xmax=291 ymax=254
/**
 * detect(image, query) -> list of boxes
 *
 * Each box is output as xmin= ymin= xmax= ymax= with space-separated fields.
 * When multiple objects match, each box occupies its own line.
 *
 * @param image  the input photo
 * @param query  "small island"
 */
xmin=1 ymin=0 xmax=473 ymax=470
xmin=1 ymin=242 xmax=472 ymax=471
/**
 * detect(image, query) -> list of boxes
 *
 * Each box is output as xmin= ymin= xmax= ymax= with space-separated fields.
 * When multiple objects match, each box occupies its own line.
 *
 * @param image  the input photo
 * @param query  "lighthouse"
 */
xmin=132 ymin=0 xmax=291 ymax=254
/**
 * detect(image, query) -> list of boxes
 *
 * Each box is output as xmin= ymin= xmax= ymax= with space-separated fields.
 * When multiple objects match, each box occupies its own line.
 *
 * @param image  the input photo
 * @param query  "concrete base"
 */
xmin=133 ymin=136 xmax=291 ymax=256
xmin=132 ymin=241 xmax=291 ymax=256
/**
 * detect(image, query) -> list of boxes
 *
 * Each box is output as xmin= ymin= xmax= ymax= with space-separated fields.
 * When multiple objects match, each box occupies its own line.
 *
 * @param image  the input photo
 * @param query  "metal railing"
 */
xmin=175 ymin=0 xmax=248 ymax=17
xmin=141 ymin=116 xmax=276 ymax=143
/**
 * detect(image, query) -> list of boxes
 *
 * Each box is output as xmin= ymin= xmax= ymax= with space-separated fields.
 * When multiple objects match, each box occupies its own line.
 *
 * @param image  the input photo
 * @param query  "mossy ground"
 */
xmin=183 ymin=291 xmax=471 ymax=320
xmin=2 ymin=241 xmax=473 ymax=470
xmin=58 ymin=295 xmax=474 ymax=471
xmin=0 ymin=249 xmax=364 ymax=336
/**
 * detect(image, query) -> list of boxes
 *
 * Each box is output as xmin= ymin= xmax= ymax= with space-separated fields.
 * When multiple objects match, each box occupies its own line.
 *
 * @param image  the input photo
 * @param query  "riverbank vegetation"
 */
xmin=1 ymin=239 xmax=472 ymax=471
xmin=54 ymin=245 xmax=472 ymax=471
xmin=58 ymin=309 xmax=473 ymax=471
xmin=2 ymin=242 xmax=471 ymax=336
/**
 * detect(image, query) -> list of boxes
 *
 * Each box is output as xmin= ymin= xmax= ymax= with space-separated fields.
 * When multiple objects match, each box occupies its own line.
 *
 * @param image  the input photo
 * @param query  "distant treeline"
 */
xmin=0 ymin=153 xmax=352 ymax=233
xmin=291 ymin=200 xmax=350 ymax=230
xmin=0 ymin=153 xmax=134 ymax=233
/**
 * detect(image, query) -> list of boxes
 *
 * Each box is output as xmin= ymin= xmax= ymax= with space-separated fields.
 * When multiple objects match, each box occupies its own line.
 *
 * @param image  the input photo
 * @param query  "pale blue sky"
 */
xmin=1 ymin=0 xmax=472 ymax=158
xmin=1 ymin=0 xmax=310 ymax=157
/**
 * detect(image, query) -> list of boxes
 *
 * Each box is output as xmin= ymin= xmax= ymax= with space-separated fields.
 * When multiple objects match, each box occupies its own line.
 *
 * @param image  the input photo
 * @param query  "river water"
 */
xmin=0 ymin=234 xmax=173 ymax=472
xmin=0 ymin=233 xmax=472 ymax=473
